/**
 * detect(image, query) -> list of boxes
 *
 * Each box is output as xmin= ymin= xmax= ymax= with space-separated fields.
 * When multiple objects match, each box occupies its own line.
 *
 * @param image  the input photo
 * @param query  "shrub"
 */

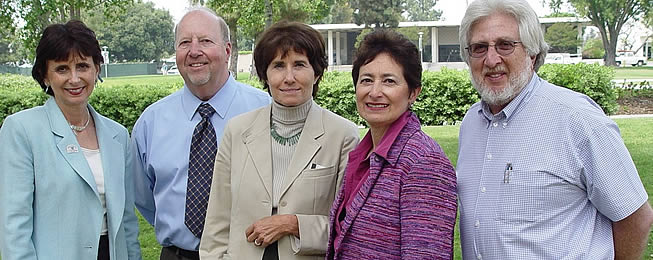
xmin=538 ymin=63 xmax=618 ymax=115
xmin=315 ymin=71 xmax=363 ymax=125
xmin=414 ymin=69 xmax=479 ymax=125
xmin=90 ymin=84 xmax=179 ymax=131
xmin=0 ymin=63 xmax=621 ymax=129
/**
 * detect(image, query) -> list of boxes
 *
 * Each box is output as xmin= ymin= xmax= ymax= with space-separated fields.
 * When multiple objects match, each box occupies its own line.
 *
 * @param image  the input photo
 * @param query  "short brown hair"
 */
xmin=352 ymin=30 xmax=422 ymax=92
xmin=32 ymin=20 xmax=103 ymax=96
xmin=253 ymin=21 xmax=327 ymax=97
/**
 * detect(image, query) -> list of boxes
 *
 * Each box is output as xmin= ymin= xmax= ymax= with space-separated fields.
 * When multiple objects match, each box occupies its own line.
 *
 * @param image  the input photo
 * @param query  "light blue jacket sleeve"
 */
xmin=0 ymin=115 xmax=38 ymax=260
xmin=130 ymin=118 xmax=156 ymax=225
xmin=122 ymin=131 xmax=143 ymax=259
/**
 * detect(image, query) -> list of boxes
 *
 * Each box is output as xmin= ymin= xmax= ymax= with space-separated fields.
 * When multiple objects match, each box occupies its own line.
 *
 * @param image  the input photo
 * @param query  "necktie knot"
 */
xmin=198 ymin=103 xmax=215 ymax=119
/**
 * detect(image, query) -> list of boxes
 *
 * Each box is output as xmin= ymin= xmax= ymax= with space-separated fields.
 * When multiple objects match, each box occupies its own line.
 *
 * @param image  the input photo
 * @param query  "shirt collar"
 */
xmin=348 ymin=111 xmax=412 ymax=162
xmin=181 ymin=73 xmax=237 ymax=121
xmin=374 ymin=110 xmax=411 ymax=159
xmin=479 ymin=72 xmax=541 ymax=122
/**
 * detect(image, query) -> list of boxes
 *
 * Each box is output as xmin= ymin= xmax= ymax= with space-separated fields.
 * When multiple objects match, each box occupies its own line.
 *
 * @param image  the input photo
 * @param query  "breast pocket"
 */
xmin=294 ymin=166 xmax=338 ymax=214
xmin=301 ymin=165 xmax=336 ymax=179
xmin=495 ymin=170 xmax=548 ymax=224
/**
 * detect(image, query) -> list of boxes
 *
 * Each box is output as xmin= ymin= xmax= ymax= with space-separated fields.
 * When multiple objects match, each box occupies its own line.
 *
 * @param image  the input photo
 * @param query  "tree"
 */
xmin=404 ymin=0 xmax=442 ymax=22
xmin=190 ymin=0 xmax=332 ymax=76
xmin=319 ymin=0 xmax=354 ymax=24
xmin=88 ymin=2 xmax=174 ymax=62
xmin=0 ymin=0 xmax=133 ymax=60
xmin=559 ymin=0 xmax=651 ymax=66
xmin=350 ymin=0 xmax=404 ymax=28
xmin=582 ymin=37 xmax=605 ymax=58
xmin=545 ymin=23 xmax=580 ymax=53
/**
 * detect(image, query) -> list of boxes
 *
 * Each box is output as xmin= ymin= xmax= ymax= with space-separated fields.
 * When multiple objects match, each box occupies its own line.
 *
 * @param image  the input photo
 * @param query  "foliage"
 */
xmin=350 ymin=0 xmax=403 ymax=28
xmin=544 ymin=23 xmax=580 ymax=53
xmin=582 ymin=37 xmax=605 ymax=58
xmin=195 ymin=0 xmax=332 ymax=75
xmin=319 ymin=0 xmax=354 ymax=24
xmin=0 ymin=0 xmax=133 ymax=61
xmin=561 ymin=0 xmax=651 ymax=66
xmin=413 ymin=68 xmax=479 ymax=125
xmin=314 ymin=71 xmax=363 ymax=124
xmin=0 ymin=64 xmax=622 ymax=128
xmin=538 ymin=63 xmax=618 ymax=114
xmin=89 ymin=84 xmax=178 ymax=131
xmin=404 ymin=0 xmax=442 ymax=22
xmin=87 ymin=2 xmax=175 ymax=62
xmin=0 ymin=31 xmax=28 ymax=65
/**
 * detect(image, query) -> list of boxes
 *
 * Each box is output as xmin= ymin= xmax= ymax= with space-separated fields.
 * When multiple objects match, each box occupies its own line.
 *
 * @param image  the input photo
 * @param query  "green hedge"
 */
xmin=0 ymin=64 xmax=620 ymax=130
xmin=538 ymin=63 xmax=618 ymax=114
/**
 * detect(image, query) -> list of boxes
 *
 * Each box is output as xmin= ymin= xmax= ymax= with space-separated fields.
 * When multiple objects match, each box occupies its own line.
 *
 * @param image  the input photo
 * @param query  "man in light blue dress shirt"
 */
xmin=131 ymin=8 xmax=269 ymax=259
xmin=456 ymin=0 xmax=653 ymax=259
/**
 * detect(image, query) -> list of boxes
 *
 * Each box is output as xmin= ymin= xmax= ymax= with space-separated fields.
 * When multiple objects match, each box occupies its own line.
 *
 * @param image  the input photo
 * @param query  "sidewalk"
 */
xmin=609 ymin=114 xmax=653 ymax=119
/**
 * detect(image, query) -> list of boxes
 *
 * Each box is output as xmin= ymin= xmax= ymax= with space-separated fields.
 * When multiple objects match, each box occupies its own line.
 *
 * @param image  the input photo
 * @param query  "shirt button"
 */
xmin=486 ymin=153 xmax=492 ymax=159
xmin=280 ymin=201 xmax=287 ymax=207
xmin=477 ymin=253 xmax=482 ymax=260
xmin=475 ymin=220 xmax=480 ymax=227
xmin=492 ymin=122 xmax=498 ymax=127
xmin=481 ymin=187 xmax=486 ymax=193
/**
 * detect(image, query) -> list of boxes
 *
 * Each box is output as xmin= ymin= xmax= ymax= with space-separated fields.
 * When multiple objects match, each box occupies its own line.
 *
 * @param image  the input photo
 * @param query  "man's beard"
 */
xmin=471 ymin=60 xmax=532 ymax=107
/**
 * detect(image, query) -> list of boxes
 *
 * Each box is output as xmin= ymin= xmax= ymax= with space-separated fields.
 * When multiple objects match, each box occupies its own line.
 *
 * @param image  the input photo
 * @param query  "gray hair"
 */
xmin=459 ymin=0 xmax=548 ymax=71
xmin=174 ymin=7 xmax=230 ymax=46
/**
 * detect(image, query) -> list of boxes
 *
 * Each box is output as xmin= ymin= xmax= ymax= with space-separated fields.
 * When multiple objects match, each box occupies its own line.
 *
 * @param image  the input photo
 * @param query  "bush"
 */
xmin=0 ymin=63 xmax=620 ymax=129
xmin=414 ymin=69 xmax=479 ymax=125
xmin=538 ymin=63 xmax=618 ymax=115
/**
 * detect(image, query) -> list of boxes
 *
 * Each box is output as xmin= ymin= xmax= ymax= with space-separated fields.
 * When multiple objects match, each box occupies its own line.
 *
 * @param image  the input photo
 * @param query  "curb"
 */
xmin=609 ymin=114 xmax=653 ymax=119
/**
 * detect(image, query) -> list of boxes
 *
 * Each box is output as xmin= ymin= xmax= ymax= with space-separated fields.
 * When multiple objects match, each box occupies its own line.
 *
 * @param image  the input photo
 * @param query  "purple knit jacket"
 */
xmin=326 ymin=112 xmax=457 ymax=260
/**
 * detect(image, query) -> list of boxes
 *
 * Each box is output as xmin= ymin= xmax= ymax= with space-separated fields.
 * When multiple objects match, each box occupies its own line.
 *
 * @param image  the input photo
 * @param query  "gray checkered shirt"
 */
xmin=456 ymin=73 xmax=648 ymax=259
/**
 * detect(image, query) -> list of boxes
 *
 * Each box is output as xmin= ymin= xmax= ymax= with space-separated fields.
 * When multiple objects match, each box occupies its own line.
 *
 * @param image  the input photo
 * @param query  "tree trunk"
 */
xmin=264 ymin=0 xmax=273 ymax=28
xmin=228 ymin=19 xmax=238 ymax=77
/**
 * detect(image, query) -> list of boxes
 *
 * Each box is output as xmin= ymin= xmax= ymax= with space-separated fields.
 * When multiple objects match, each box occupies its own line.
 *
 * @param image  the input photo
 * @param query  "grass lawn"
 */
xmin=614 ymin=67 xmax=653 ymax=80
xmin=134 ymin=117 xmax=653 ymax=259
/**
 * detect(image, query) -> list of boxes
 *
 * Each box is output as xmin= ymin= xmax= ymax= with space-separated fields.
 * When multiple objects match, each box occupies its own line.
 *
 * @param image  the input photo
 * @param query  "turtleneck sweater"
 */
xmin=270 ymin=99 xmax=312 ymax=207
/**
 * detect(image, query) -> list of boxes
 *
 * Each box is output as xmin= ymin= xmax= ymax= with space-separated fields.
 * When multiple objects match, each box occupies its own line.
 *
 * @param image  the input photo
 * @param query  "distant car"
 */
xmin=167 ymin=65 xmax=179 ymax=75
xmin=545 ymin=53 xmax=581 ymax=64
xmin=616 ymin=51 xmax=647 ymax=67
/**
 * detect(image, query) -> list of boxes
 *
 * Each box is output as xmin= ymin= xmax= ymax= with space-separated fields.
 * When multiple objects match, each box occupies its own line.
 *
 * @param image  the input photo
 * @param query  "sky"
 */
xmin=147 ymin=0 xmax=555 ymax=25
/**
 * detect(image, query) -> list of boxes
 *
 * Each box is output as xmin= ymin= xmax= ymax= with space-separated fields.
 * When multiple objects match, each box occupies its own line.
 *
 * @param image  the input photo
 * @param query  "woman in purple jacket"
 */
xmin=326 ymin=30 xmax=457 ymax=259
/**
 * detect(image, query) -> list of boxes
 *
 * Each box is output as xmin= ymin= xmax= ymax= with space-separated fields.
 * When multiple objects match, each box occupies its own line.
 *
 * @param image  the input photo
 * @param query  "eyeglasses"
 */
xmin=465 ymin=40 xmax=522 ymax=58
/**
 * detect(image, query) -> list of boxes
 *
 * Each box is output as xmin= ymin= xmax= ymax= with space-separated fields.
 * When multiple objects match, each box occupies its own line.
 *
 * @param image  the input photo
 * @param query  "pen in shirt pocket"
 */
xmin=504 ymin=162 xmax=512 ymax=183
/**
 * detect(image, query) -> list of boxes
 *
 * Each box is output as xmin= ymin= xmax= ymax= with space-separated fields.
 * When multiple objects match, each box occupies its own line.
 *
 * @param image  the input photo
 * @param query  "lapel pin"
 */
xmin=66 ymin=144 xmax=79 ymax=153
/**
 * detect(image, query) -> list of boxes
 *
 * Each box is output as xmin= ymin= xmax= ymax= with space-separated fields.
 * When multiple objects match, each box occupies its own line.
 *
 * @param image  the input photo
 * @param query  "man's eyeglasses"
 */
xmin=465 ymin=41 xmax=522 ymax=58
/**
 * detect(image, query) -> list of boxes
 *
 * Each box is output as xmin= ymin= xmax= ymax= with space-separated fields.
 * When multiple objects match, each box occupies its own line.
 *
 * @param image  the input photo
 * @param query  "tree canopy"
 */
xmin=404 ymin=0 xmax=442 ymax=22
xmin=560 ymin=0 xmax=651 ymax=66
xmin=544 ymin=23 xmax=580 ymax=53
xmin=0 ymin=0 xmax=133 ymax=60
xmin=88 ymin=2 xmax=174 ymax=62
xmin=350 ymin=0 xmax=403 ymax=28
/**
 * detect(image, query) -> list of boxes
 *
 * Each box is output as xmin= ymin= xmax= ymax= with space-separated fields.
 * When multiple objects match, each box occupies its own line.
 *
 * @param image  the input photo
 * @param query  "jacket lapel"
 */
xmin=243 ymin=106 xmax=274 ymax=199
xmin=47 ymin=98 xmax=99 ymax=197
xmin=278 ymin=101 xmax=323 ymax=198
xmin=92 ymin=106 xmax=126 ymax=242
xmin=334 ymin=151 xmax=384 ymax=250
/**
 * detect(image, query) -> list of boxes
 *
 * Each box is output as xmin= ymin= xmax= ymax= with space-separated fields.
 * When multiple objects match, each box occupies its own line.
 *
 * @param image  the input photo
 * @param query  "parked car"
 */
xmin=616 ymin=51 xmax=647 ymax=67
xmin=545 ymin=53 xmax=582 ymax=64
xmin=167 ymin=65 xmax=179 ymax=75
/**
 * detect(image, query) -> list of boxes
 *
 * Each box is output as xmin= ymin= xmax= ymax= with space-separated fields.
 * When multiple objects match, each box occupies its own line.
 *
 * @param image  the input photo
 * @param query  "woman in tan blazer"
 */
xmin=199 ymin=21 xmax=359 ymax=260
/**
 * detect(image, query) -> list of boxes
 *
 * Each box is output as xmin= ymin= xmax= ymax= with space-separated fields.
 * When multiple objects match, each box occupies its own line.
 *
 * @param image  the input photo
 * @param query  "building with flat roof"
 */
xmin=310 ymin=17 xmax=592 ymax=71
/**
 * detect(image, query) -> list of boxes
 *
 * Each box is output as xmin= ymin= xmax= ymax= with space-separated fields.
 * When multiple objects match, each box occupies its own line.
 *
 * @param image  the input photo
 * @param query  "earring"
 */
xmin=45 ymin=85 xmax=51 ymax=93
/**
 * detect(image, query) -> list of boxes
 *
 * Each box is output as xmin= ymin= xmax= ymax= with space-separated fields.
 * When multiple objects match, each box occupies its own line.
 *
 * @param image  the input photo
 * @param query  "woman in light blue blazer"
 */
xmin=0 ymin=20 xmax=141 ymax=260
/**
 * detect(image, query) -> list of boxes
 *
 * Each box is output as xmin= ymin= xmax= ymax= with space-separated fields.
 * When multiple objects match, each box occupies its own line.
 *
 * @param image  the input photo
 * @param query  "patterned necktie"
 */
xmin=185 ymin=103 xmax=217 ymax=238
